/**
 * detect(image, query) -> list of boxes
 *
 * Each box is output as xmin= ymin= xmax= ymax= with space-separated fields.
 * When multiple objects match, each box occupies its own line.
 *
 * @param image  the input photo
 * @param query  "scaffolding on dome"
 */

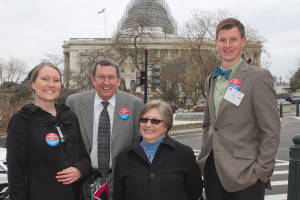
xmin=118 ymin=0 xmax=178 ymax=35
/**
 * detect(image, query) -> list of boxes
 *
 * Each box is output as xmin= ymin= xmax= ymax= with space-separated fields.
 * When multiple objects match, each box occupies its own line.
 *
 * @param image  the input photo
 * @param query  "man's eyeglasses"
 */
xmin=94 ymin=75 xmax=117 ymax=81
xmin=139 ymin=118 xmax=164 ymax=125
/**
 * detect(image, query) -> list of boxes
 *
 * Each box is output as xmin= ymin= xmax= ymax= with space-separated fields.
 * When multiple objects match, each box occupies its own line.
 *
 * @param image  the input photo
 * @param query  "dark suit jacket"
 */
xmin=197 ymin=61 xmax=280 ymax=192
xmin=66 ymin=90 xmax=143 ymax=196
xmin=114 ymin=135 xmax=203 ymax=200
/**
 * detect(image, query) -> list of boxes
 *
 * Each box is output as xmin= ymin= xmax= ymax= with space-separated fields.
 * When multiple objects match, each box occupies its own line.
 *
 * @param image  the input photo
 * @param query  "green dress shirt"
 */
xmin=213 ymin=59 xmax=242 ymax=116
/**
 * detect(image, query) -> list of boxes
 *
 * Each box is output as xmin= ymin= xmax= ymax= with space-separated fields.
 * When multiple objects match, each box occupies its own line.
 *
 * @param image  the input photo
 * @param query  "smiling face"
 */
xmin=140 ymin=108 xmax=167 ymax=143
xmin=91 ymin=65 xmax=121 ymax=101
xmin=31 ymin=66 xmax=61 ymax=104
xmin=215 ymin=27 xmax=246 ymax=69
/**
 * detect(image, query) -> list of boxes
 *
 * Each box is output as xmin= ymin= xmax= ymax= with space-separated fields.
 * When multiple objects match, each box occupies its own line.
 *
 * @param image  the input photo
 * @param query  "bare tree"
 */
xmin=177 ymin=10 xmax=225 ymax=99
xmin=0 ymin=57 xmax=30 ymax=134
xmin=0 ymin=57 xmax=27 ymax=85
xmin=0 ymin=99 xmax=28 ymax=134
xmin=112 ymin=14 xmax=160 ymax=93
xmin=154 ymin=57 xmax=183 ymax=102
xmin=0 ymin=57 xmax=28 ymax=106
xmin=40 ymin=54 xmax=64 ymax=67
xmin=176 ymin=9 xmax=266 ymax=100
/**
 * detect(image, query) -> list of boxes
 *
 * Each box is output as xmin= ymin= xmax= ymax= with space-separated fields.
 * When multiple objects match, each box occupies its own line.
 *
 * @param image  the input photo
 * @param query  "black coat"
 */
xmin=113 ymin=135 xmax=203 ymax=200
xmin=6 ymin=104 xmax=91 ymax=200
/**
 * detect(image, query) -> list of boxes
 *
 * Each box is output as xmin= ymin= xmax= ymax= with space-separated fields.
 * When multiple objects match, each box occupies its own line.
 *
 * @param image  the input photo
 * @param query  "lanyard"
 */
xmin=55 ymin=126 xmax=65 ymax=142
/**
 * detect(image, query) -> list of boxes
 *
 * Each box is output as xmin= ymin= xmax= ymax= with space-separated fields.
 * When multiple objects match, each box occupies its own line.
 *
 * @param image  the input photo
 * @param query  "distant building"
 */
xmin=273 ymin=76 xmax=291 ymax=94
xmin=275 ymin=83 xmax=290 ymax=94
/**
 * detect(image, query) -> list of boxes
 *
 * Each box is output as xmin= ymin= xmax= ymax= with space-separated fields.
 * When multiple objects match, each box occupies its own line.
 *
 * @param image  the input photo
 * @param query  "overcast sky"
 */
xmin=1 ymin=0 xmax=299 ymax=82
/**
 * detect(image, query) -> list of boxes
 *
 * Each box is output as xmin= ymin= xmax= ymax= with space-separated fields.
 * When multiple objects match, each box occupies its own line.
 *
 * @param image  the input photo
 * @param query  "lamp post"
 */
xmin=279 ymin=76 xmax=282 ymax=84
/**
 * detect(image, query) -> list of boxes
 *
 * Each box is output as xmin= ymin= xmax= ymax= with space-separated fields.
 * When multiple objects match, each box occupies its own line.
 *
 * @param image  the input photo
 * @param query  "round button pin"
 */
xmin=228 ymin=78 xmax=242 ymax=90
xmin=45 ymin=133 xmax=60 ymax=146
xmin=119 ymin=108 xmax=130 ymax=120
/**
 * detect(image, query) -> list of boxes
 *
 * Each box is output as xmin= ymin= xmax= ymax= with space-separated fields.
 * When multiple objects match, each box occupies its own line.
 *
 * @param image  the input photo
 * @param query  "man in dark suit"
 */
xmin=197 ymin=18 xmax=280 ymax=200
xmin=66 ymin=59 xmax=143 ymax=199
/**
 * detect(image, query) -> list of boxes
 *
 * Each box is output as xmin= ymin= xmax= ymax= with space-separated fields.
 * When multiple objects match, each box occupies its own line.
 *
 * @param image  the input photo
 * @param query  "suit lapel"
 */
xmin=215 ymin=61 xmax=248 ymax=121
xmin=111 ymin=90 xmax=128 ymax=143
xmin=208 ymin=75 xmax=217 ymax=122
xmin=80 ymin=91 xmax=95 ymax=146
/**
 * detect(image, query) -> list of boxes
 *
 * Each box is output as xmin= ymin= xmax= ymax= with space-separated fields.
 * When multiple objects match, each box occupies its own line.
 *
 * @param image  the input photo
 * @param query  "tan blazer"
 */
xmin=197 ymin=61 xmax=280 ymax=192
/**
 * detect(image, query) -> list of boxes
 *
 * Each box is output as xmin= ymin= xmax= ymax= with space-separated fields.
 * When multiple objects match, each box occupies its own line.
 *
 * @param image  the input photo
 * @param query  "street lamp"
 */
xmin=279 ymin=76 xmax=282 ymax=84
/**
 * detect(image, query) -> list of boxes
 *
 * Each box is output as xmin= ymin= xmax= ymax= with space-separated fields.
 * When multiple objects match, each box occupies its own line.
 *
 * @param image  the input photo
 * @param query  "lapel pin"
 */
xmin=45 ymin=133 xmax=60 ymax=146
xmin=228 ymin=78 xmax=242 ymax=90
xmin=119 ymin=108 xmax=130 ymax=120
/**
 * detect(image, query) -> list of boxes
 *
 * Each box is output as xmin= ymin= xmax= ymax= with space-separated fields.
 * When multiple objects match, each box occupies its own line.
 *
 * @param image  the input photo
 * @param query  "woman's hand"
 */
xmin=56 ymin=167 xmax=81 ymax=185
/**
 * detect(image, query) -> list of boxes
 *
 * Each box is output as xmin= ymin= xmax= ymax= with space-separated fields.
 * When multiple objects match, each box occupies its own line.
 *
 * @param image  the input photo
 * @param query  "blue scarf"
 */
xmin=140 ymin=135 xmax=165 ymax=163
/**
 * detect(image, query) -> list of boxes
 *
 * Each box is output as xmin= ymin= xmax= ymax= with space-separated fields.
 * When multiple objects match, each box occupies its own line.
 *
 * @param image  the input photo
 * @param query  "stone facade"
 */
xmin=62 ymin=37 xmax=196 ymax=92
xmin=62 ymin=37 xmax=261 ymax=97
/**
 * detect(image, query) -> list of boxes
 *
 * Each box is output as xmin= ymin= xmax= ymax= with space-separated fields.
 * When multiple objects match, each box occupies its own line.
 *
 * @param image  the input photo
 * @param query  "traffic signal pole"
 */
xmin=144 ymin=49 xmax=148 ymax=104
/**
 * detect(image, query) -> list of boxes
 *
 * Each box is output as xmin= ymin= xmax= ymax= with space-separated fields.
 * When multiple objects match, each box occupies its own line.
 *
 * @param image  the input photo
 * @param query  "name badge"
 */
xmin=223 ymin=87 xmax=244 ymax=106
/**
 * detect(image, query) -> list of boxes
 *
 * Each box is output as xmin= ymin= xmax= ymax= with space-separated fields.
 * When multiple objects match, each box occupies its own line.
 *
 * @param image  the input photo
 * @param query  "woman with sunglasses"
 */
xmin=113 ymin=99 xmax=203 ymax=200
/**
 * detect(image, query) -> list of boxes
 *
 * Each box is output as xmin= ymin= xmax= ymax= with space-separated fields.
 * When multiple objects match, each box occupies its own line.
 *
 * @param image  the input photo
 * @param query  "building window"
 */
xmin=119 ymin=80 xmax=125 ymax=91
xmin=131 ymin=67 xmax=135 ymax=73
xmin=130 ymin=80 xmax=135 ymax=91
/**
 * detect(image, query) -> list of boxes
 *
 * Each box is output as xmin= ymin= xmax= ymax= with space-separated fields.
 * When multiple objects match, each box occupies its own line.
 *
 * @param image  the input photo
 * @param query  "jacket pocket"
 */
xmin=233 ymin=149 xmax=258 ymax=160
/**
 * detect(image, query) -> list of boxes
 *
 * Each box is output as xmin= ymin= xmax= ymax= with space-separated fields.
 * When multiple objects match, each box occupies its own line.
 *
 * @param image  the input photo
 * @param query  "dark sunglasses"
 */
xmin=139 ymin=118 xmax=164 ymax=125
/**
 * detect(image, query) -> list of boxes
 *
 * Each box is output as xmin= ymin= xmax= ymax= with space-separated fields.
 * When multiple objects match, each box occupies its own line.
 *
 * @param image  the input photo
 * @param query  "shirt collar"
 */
xmin=94 ymin=91 xmax=116 ymax=108
xmin=130 ymin=135 xmax=176 ymax=152
xmin=220 ymin=58 xmax=242 ymax=80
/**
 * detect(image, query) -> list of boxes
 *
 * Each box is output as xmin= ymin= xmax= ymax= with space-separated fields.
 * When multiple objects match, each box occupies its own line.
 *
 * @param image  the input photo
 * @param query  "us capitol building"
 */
xmin=62 ymin=0 xmax=262 ymax=94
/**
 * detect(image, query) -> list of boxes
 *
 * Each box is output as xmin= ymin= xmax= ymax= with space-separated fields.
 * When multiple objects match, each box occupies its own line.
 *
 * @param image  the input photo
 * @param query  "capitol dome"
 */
xmin=118 ymin=0 xmax=178 ymax=36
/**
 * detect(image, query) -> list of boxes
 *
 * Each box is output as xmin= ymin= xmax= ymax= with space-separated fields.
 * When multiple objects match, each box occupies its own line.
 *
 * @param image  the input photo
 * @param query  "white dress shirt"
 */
xmin=90 ymin=93 xmax=115 ymax=169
